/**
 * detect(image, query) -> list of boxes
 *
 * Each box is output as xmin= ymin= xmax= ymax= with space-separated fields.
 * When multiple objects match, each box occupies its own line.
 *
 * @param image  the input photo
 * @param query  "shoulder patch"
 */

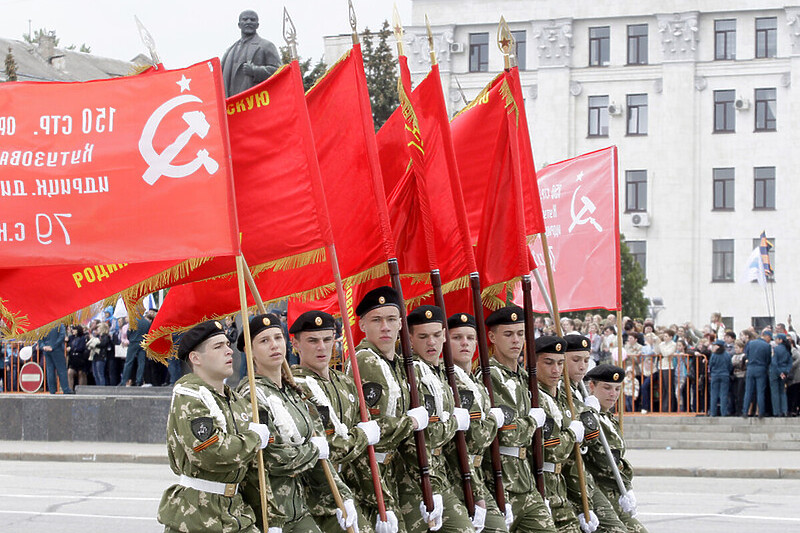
xmin=459 ymin=389 xmax=474 ymax=411
xmin=542 ymin=415 xmax=555 ymax=440
xmin=499 ymin=405 xmax=515 ymax=426
xmin=363 ymin=382 xmax=383 ymax=407
xmin=191 ymin=417 xmax=214 ymax=442
xmin=316 ymin=405 xmax=330 ymax=427
xmin=580 ymin=411 xmax=598 ymax=431
xmin=424 ymin=394 xmax=436 ymax=415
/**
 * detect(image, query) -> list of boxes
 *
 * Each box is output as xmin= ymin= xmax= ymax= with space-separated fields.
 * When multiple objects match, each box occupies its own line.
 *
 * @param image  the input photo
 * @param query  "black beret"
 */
xmin=290 ymin=310 xmax=336 ymax=335
xmin=565 ymin=334 xmax=591 ymax=352
xmin=448 ymin=312 xmax=477 ymax=331
xmin=535 ymin=335 xmax=566 ymax=354
xmin=407 ymin=305 xmax=445 ymax=328
xmin=485 ymin=305 xmax=524 ymax=328
xmin=355 ymin=286 xmax=402 ymax=317
xmin=237 ymin=313 xmax=282 ymax=351
xmin=585 ymin=364 xmax=625 ymax=383
xmin=178 ymin=320 xmax=228 ymax=361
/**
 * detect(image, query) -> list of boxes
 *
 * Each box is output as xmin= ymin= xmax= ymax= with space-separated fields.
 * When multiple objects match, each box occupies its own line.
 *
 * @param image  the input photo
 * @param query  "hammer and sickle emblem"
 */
xmin=139 ymin=94 xmax=219 ymax=185
xmin=568 ymin=185 xmax=603 ymax=233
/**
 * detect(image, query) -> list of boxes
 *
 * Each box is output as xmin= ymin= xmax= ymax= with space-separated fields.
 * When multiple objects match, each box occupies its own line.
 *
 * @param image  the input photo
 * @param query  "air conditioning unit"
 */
xmin=631 ymin=213 xmax=650 ymax=227
xmin=449 ymin=42 xmax=464 ymax=53
xmin=607 ymin=103 xmax=623 ymax=116
xmin=734 ymin=97 xmax=750 ymax=110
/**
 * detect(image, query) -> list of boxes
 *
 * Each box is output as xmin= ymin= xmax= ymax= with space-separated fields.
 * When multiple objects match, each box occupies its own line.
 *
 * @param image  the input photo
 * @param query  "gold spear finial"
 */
xmin=392 ymin=3 xmax=404 ymax=56
xmin=348 ymin=0 xmax=359 ymax=45
xmin=425 ymin=14 xmax=437 ymax=65
xmin=497 ymin=16 xmax=514 ymax=69
xmin=282 ymin=7 xmax=298 ymax=60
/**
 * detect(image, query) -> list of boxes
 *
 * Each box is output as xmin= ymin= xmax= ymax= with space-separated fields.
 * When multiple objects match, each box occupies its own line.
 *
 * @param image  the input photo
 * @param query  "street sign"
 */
xmin=19 ymin=362 xmax=44 ymax=393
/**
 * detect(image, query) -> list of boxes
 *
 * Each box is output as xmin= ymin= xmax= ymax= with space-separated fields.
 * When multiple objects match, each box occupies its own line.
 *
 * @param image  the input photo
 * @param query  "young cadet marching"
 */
xmin=289 ymin=310 xmax=382 ymax=533
xmin=583 ymin=365 xmax=648 ymax=533
xmin=446 ymin=312 xmax=513 ymax=533
xmin=534 ymin=336 xmax=588 ymax=533
xmin=157 ymin=320 xmax=272 ymax=533
xmin=398 ymin=305 xmax=475 ymax=533
xmin=479 ymin=306 xmax=555 ymax=533
xmin=560 ymin=336 xmax=624 ymax=533
xmin=347 ymin=286 xmax=431 ymax=533
xmin=236 ymin=313 xmax=354 ymax=533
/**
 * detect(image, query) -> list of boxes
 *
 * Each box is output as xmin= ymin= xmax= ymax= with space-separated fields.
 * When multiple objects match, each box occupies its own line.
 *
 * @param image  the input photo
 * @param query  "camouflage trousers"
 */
xmin=480 ymin=492 xmax=509 ymax=533
xmin=282 ymin=514 xmax=323 ymax=533
xmin=399 ymin=488 xmax=474 ymax=533
xmin=600 ymin=486 xmax=649 ymax=533
xmin=590 ymin=488 xmax=627 ymax=533
xmin=506 ymin=490 xmax=556 ymax=533
xmin=543 ymin=473 xmax=580 ymax=533
xmin=315 ymin=504 xmax=375 ymax=533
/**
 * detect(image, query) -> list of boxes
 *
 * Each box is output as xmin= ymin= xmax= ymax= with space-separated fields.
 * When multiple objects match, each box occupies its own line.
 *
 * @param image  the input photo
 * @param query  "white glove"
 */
xmin=471 ymin=504 xmax=487 ymax=533
xmin=544 ymin=498 xmax=551 ymax=515
xmin=568 ymin=420 xmax=585 ymax=443
xmin=375 ymin=510 xmax=399 ymax=533
xmin=453 ymin=407 xmax=471 ymax=431
xmin=419 ymin=493 xmax=444 ymax=531
xmin=267 ymin=528 xmax=283 ymax=533
xmin=310 ymin=436 xmax=330 ymax=460
xmin=619 ymin=490 xmax=638 ymax=517
xmin=248 ymin=422 xmax=270 ymax=449
xmin=489 ymin=407 xmax=505 ymax=427
xmin=336 ymin=498 xmax=358 ymax=531
xmin=578 ymin=510 xmax=599 ymax=533
xmin=407 ymin=406 xmax=429 ymax=431
xmin=528 ymin=407 xmax=546 ymax=428
xmin=504 ymin=502 xmax=514 ymax=528
xmin=584 ymin=395 xmax=601 ymax=412
xmin=357 ymin=420 xmax=381 ymax=446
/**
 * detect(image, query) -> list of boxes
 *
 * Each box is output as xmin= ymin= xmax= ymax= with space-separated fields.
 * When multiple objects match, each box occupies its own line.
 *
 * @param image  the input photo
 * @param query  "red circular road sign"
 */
xmin=19 ymin=362 xmax=44 ymax=393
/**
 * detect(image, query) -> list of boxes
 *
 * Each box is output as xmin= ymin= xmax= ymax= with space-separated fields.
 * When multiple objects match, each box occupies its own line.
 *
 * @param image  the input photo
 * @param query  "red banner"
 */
xmin=0 ymin=60 xmax=238 ymax=268
xmin=516 ymin=147 xmax=620 ymax=312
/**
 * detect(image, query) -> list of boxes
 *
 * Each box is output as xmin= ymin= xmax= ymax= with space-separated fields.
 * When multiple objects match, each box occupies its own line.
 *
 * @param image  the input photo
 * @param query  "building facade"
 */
xmin=324 ymin=1 xmax=800 ymax=330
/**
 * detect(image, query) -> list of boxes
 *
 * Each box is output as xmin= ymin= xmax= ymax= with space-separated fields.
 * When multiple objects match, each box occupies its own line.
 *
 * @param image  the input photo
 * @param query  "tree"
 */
xmin=23 ymin=28 xmax=91 ymax=54
xmin=361 ymin=21 xmax=398 ymax=129
xmin=4 ymin=48 xmax=18 ymax=81
xmin=279 ymin=47 xmax=326 ymax=91
xmin=620 ymin=235 xmax=649 ymax=319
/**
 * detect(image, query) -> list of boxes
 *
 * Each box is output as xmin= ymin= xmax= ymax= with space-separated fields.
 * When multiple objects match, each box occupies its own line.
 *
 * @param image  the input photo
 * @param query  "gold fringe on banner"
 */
xmin=0 ymin=297 xmax=31 ymax=337
xmin=480 ymin=277 xmax=520 ymax=310
xmin=498 ymin=79 xmax=519 ymax=125
xmin=306 ymin=48 xmax=352 ymax=96
xmin=404 ymin=273 xmax=471 ymax=308
xmin=451 ymin=72 xmax=504 ymax=120
xmin=251 ymin=247 xmax=327 ymax=276
xmin=8 ymin=293 xmax=120 ymax=342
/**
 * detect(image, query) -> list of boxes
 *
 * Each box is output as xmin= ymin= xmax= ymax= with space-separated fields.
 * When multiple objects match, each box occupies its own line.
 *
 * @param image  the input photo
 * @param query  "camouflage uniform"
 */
xmin=583 ymin=411 xmax=649 ymax=533
xmin=538 ymin=383 xmax=580 ymax=533
xmin=445 ymin=364 xmax=508 ymax=533
xmin=158 ymin=373 xmax=268 ymax=533
xmin=292 ymin=365 xmax=377 ymax=533
xmin=238 ymin=375 xmax=353 ymax=533
xmin=396 ymin=356 xmax=474 ymax=533
xmin=559 ymin=384 xmax=627 ymax=533
xmin=481 ymin=359 xmax=555 ymax=533
xmin=346 ymin=339 xmax=416 ymax=531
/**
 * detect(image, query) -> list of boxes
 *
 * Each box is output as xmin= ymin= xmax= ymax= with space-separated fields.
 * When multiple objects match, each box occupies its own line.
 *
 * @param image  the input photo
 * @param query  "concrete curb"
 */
xmin=637 ymin=466 xmax=800 ymax=479
xmin=0 ymin=451 xmax=168 ymax=464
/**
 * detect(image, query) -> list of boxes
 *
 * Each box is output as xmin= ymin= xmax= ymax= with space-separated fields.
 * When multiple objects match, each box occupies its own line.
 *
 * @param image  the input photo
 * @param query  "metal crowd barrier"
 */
xmin=0 ymin=340 xmax=55 ymax=394
xmin=618 ymin=352 xmax=709 ymax=416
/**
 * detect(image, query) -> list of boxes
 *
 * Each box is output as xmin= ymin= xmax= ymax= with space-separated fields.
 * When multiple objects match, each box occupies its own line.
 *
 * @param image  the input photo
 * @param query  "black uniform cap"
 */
xmin=236 ymin=313 xmax=282 ymax=351
xmin=448 ymin=312 xmax=477 ymax=331
xmin=535 ymin=335 xmax=567 ymax=355
xmin=290 ymin=310 xmax=336 ymax=335
xmin=178 ymin=320 xmax=228 ymax=361
xmin=565 ymin=334 xmax=591 ymax=352
xmin=485 ymin=305 xmax=525 ymax=328
xmin=585 ymin=364 xmax=625 ymax=383
xmin=355 ymin=286 xmax=402 ymax=317
xmin=407 ymin=305 xmax=445 ymax=328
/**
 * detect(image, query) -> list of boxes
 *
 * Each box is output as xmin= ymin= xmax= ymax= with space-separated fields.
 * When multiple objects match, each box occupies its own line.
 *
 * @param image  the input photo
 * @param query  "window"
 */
xmin=469 ymin=33 xmax=489 ymax=72
xmin=589 ymin=26 xmax=610 ymax=66
xmin=755 ymin=17 xmax=777 ymax=58
xmin=588 ymin=95 xmax=609 ymax=137
xmin=627 ymin=24 xmax=648 ymax=65
xmin=627 ymin=240 xmax=647 ymax=274
xmin=626 ymin=94 xmax=648 ymax=135
xmin=712 ymin=239 xmax=735 ymax=282
xmin=754 ymin=88 xmax=776 ymax=131
xmin=752 ymin=316 xmax=773 ymax=330
xmin=625 ymin=170 xmax=647 ymax=212
xmin=714 ymin=90 xmax=735 ymax=132
xmin=752 ymin=237 xmax=776 ymax=280
xmin=713 ymin=168 xmax=735 ymax=210
xmin=753 ymin=166 xmax=775 ymax=209
xmin=715 ymin=19 xmax=736 ymax=60
xmin=512 ymin=30 xmax=526 ymax=70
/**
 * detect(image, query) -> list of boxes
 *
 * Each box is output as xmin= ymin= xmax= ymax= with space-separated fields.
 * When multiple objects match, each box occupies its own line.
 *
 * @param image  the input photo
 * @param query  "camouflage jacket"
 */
xmin=158 ymin=373 xmax=264 ymax=533
xmin=559 ymin=382 xmax=600 ymax=503
xmin=538 ymin=382 xmax=578 ymax=509
xmin=584 ymin=411 xmax=634 ymax=493
xmin=237 ymin=375 xmax=352 ymax=525
xmin=479 ymin=358 xmax=539 ymax=495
